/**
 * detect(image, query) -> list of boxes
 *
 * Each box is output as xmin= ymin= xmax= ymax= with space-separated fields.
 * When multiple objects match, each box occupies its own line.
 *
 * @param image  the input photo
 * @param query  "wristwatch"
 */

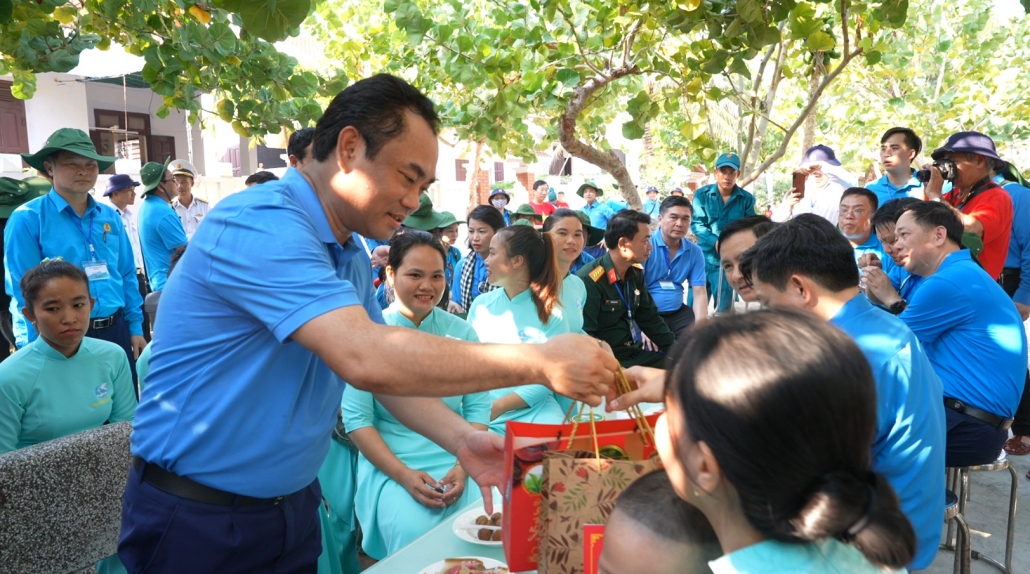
xmin=888 ymin=299 xmax=908 ymax=315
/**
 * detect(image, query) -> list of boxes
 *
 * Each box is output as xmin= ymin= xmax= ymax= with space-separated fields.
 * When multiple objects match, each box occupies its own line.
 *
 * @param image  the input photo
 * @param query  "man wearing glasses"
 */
xmin=6 ymin=128 xmax=147 ymax=386
xmin=138 ymin=159 xmax=188 ymax=292
xmin=839 ymin=187 xmax=906 ymax=291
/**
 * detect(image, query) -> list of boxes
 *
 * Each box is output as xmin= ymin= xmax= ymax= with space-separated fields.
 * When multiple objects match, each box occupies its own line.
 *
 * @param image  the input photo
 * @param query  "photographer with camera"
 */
xmin=919 ymin=131 xmax=1013 ymax=280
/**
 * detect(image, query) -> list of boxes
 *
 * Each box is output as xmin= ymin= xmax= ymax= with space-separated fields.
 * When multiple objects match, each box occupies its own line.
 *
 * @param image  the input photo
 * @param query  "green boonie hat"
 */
xmin=141 ymin=158 xmax=172 ymax=194
xmin=403 ymin=193 xmax=449 ymax=231
xmin=436 ymin=211 xmax=461 ymax=229
xmin=511 ymin=218 xmax=535 ymax=227
xmin=576 ymin=182 xmax=603 ymax=198
xmin=512 ymin=203 xmax=543 ymax=221
xmin=21 ymin=128 xmax=116 ymax=173
xmin=575 ymin=210 xmax=606 ymax=245
xmin=0 ymin=177 xmax=51 ymax=218
xmin=961 ymin=232 xmax=984 ymax=258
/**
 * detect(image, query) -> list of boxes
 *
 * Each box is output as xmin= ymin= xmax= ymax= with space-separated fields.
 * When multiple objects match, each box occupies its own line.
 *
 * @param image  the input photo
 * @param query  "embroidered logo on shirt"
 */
xmin=607 ymin=268 xmax=618 ymax=284
xmin=92 ymin=382 xmax=112 ymax=407
xmin=518 ymin=328 xmax=548 ymax=344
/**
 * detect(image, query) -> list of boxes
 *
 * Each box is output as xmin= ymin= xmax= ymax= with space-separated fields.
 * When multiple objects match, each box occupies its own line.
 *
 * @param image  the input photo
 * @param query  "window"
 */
xmin=455 ymin=159 xmax=468 ymax=182
xmin=0 ymin=81 xmax=29 ymax=155
xmin=90 ymin=109 xmax=174 ymax=173
xmin=494 ymin=161 xmax=504 ymax=182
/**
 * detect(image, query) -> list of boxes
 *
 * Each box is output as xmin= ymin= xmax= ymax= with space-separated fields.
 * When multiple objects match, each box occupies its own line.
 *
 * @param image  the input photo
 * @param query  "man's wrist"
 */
xmin=887 ymin=298 xmax=908 ymax=315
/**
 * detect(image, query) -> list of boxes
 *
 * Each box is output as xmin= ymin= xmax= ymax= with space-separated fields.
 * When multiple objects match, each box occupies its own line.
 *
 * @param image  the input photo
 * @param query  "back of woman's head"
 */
xmin=666 ymin=309 xmax=915 ymax=569
xmin=542 ymin=208 xmax=582 ymax=233
xmin=496 ymin=225 xmax=562 ymax=324
xmin=20 ymin=259 xmax=89 ymax=311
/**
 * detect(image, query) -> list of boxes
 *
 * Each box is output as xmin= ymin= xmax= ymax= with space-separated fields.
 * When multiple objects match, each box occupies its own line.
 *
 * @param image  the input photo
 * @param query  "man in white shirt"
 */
xmin=169 ymin=160 xmax=209 ymax=239
xmin=105 ymin=173 xmax=150 ymax=339
xmin=773 ymin=145 xmax=855 ymax=225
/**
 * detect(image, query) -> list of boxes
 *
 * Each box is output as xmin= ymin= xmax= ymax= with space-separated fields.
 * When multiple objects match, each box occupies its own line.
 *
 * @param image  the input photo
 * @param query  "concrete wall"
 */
xmin=0 ymin=73 xmax=90 ymax=178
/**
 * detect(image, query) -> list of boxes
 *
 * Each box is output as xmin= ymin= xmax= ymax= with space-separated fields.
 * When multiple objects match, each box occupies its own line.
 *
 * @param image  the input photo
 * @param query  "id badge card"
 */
xmin=83 ymin=260 xmax=111 ymax=281
xmin=629 ymin=318 xmax=643 ymax=343
xmin=659 ymin=280 xmax=676 ymax=290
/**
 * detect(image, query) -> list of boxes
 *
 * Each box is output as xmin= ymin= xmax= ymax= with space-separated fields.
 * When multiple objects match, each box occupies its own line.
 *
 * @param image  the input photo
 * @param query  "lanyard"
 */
xmin=663 ymin=245 xmax=674 ymax=281
xmin=76 ymin=212 xmax=97 ymax=261
xmin=613 ymin=280 xmax=633 ymax=319
xmin=953 ymin=178 xmax=994 ymax=211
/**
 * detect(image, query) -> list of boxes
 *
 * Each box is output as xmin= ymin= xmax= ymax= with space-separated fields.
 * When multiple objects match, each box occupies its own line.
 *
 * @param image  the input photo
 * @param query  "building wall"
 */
xmin=0 ymin=73 xmax=90 ymax=177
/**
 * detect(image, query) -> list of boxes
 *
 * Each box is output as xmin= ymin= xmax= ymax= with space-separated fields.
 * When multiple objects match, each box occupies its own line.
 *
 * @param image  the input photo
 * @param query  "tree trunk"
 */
xmin=558 ymin=65 xmax=643 ymax=210
xmin=467 ymin=137 xmax=484 ymax=214
xmin=801 ymin=58 xmax=824 ymax=155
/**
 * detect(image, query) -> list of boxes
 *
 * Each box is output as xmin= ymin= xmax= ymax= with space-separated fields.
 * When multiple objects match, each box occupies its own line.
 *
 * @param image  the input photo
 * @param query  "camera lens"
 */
xmin=915 ymin=169 xmax=931 ymax=183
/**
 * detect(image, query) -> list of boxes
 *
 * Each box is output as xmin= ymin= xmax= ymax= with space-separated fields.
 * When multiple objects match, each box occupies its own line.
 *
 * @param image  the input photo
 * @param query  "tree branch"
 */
xmin=557 ymin=6 xmax=604 ymax=76
xmin=558 ymin=64 xmax=642 ymax=208
xmin=738 ymin=46 xmax=863 ymax=187
xmin=841 ymin=0 xmax=850 ymax=56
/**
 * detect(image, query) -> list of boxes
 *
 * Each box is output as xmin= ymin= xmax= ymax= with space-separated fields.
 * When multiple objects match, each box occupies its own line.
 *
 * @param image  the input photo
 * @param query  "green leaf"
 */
xmin=880 ymin=0 xmax=910 ymax=28
xmin=0 ymin=0 xmax=12 ymax=24
xmin=48 ymin=49 xmax=79 ymax=73
xmin=737 ymin=0 xmax=763 ymax=23
xmin=556 ymin=68 xmax=580 ymax=87
xmin=239 ymin=0 xmax=311 ymax=42
xmin=807 ymin=30 xmax=835 ymax=52
xmin=622 ymin=120 xmax=645 ymax=140
xmin=209 ymin=22 xmax=238 ymax=57
xmin=863 ymin=50 xmax=882 ymax=65
xmin=789 ymin=3 xmax=823 ymax=39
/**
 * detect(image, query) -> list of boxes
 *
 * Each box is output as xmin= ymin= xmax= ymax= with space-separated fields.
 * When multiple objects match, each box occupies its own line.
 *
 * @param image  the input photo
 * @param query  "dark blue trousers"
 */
xmin=118 ymin=464 xmax=322 ymax=574
xmin=945 ymin=407 xmax=1009 ymax=468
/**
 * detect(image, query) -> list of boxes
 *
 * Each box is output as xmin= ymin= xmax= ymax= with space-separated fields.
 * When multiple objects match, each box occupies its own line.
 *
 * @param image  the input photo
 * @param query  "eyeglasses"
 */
xmin=838 ymin=208 xmax=869 ymax=217
xmin=161 ymin=179 xmax=174 ymax=184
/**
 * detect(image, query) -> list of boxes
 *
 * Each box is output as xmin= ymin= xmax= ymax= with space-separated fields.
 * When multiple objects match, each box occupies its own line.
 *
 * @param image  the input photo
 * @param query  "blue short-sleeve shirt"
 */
xmin=997 ymin=177 xmax=1030 ymax=306
xmin=581 ymin=201 xmax=615 ymax=231
xmin=852 ymin=232 xmax=907 ymax=291
xmin=830 ymin=296 xmax=945 ymax=569
xmin=137 ymin=195 xmax=188 ymax=291
xmin=899 ymin=250 xmax=1027 ymax=418
xmin=644 ymin=232 xmax=706 ymax=313
xmin=131 ymin=168 xmax=383 ymax=497
xmin=865 ymin=171 xmax=924 ymax=206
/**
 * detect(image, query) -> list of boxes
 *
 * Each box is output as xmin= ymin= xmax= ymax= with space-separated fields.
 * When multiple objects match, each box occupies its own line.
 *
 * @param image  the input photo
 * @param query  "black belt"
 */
xmin=659 ymin=303 xmax=687 ymax=317
xmin=944 ymin=398 xmax=1013 ymax=431
xmin=133 ymin=457 xmax=286 ymax=506
xmin=90 ymin=314 xmax=116 ymax=330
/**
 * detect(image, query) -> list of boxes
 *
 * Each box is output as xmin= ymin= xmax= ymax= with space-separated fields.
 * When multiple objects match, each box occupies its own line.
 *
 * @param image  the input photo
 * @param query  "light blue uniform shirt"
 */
xmin=581 ymin=201 xmax=615 ymax=231
xmin=4 ymin=191 xmax=144 ymax=346
xmin=899 ymin=250 xmax=1027 ymax=418
xmin=131 ymin=168 xmax=384 ymax=497
xmin=137 ymin=194 xmax=188 ymax=291
xmin=644 ymin=232 xmax=706 ymax=313
xmin=445 ymin=245 xmax=461 ymax=287
xmin=344 ymin=304 xmax=488 ymax=558
xmin=467 ymin=288 xmax=570 ymax=433
xmin=641 ymin=198 xmax=660 ymax=220
xmin=450 ymin=253 xmax=488 ymax=310
xmin=562 ymin=273 xmax=588 ymax=334
xmin=997 ymin=176 xmax=1030 ymax=306
xmin=709 ymin=538 xmax=905 ymax=574
xmin=691 ymin=183 xmax=757 ymax=269
xmin=851 ymin=232 xmax=907 ymax=291
xmin=606 ymin=196 xmax=628 ymax=212
xmin=569 ymin=251 xmax=595 ymax=275
xmin=830 ymin=296 xmax=945 ymax=569
xmin=865 ymin=171 xmax=924 ymax=206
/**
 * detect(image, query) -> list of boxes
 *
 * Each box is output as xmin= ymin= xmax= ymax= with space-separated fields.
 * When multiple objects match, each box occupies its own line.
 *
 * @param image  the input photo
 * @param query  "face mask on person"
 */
xmin=492 ymin=198 xmax=508 ymax=209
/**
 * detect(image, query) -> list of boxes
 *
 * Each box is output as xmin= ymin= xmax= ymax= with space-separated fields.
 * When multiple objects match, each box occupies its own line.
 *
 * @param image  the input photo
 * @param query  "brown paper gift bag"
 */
xmin=537 ymin=447 xmax=662 ymax=573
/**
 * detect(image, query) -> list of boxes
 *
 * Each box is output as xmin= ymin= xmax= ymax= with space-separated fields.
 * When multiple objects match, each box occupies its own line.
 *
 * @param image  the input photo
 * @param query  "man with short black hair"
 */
xmin=740 ymin=213 xmax=945 ymax=570
xmin=887 ymin=201 xmax=1026 ymax=468
xmin=245 ymin=171 xmax=280 ymax=187
xmin=122 ymin=74 xmax=616 ymax=573
xmin=838 ymin=187 xmax=906 ymax=291
xmin=288 ymin=127 xmax=316 ymax=168
xmin=691 ymin=152 xmax=756 ymax=312
xmin=862 ymin=197 xmax=923 ymax=308
xmin=923 ymin=131 xmax=1013 ymax=279
xmin=529 ymin=179 xmax=556 ymax=217
xmin=716 ymin=215 xmax=775 ymax=304
xmin=643 ymin=196 xmax=707 ymax=333
xmin=577 ymin=210 xmax=675 ymax=367
xmin=867 ymin=127 xmax=925 ymax=205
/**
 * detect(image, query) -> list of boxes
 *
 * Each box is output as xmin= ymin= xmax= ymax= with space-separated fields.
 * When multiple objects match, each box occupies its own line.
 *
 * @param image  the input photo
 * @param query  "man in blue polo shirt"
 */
xmin=121 ymin=74 xmax=617 ymax=574
xmin=644 ymin=195 xmax=707 ymax=334
xmin=641 ymin=186 xmax=660 ymax=220
xmin=136 ymin=159 xmax=188 ymax=292
xmin=866 ymin=127 xmax=925 ymax=205
xmin=741 ymin=213 xmax=946 ymax=571
xmin=691 ymin=152 xmax=756 ymax=312
xmin=885 ymin=201 xmax=1026 ymax=467
xmin=838 ymin=187 xmax=907 ymax=291
xmin=6 ymin=128 xmax=146 ymax=383
xmin=578 ymin=181 xmax=615 ymax=230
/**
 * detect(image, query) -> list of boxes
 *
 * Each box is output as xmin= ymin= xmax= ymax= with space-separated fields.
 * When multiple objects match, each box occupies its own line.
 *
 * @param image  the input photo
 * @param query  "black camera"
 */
xmin=916 ymin=159 xmax=958 ymax=183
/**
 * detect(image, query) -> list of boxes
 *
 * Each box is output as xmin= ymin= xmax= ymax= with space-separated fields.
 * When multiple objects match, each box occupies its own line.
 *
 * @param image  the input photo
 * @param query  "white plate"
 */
xmin=417 ymin=557 xmax=508 ymax=574
xmin=451 ymin=506 xmax=503 ymax=546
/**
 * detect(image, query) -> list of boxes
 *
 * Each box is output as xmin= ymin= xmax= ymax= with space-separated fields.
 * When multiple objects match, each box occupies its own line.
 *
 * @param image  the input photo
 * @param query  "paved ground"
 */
xmin=926 ymin=450 xmax=1029 ymax=573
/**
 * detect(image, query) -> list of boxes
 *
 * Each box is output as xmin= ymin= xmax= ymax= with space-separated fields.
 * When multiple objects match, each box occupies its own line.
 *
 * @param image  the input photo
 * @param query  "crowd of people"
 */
xmin=0 ymin=72 xmax=1028 ymax=574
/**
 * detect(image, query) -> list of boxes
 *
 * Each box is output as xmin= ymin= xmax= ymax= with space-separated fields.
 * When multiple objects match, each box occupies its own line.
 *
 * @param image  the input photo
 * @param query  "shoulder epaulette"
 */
xmin=588 ymin=266 xmax=605 ymax=282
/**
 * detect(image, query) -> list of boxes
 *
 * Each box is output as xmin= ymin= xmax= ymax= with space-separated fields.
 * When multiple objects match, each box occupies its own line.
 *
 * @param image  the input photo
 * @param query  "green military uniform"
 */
xmin=576 ymin=252 xmax=676 ymax=368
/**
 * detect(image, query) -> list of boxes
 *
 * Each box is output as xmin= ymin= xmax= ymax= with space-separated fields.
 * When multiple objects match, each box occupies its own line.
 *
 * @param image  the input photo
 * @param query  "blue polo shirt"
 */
xmin=899 ymin=250 xmax=1027 ymax=418
xmin=644 ymin=232 xmax=706 ymax=313
xmin=3 ymin=190 xmax=144 ymax=346
xmin=997 ymin=176 xmax=1030 ymax=306
xmin=830 ymin=296 xmax=945 ymax=570
xmin=851 ymin=232 xmax=907 ymax=290
xmin=865 ymin=171 xmax=924 ymax=206
xmin=606 ymin=196 xmax=628 ymax=212
xmin=691 ymin=183 xmax=756 ymax=269
xmin=450 ymin=253 xmax=489 ymax=310
xmin=569 ymin=250 xmax=595 ymax=275
xmin=131 ymin=168 xmax=383 ymax=497
xmin=641 ymin=198 xmax=660 ymax=220
xmin=137 ymin=194 xmax=188 ymax=291
xmin=581 ymin=201 xmax=615 ymax=231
